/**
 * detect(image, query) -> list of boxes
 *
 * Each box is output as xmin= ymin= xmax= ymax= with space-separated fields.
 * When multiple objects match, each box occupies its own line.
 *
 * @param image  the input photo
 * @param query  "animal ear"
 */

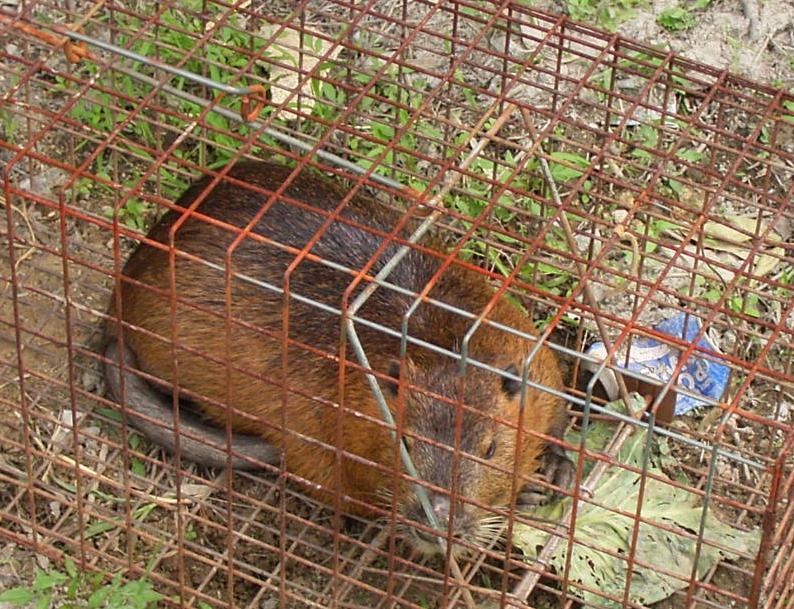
xmin=501 ymin=363 xmax=523 ymax=398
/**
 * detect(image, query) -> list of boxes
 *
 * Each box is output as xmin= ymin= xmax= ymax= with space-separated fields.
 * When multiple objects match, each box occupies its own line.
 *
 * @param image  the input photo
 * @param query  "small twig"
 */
xmin=70 ymin=0 xmax=108 ymax=31
xmin=10 ymin=242 xmax=37 ymax=268
xmin=1 ymin=192 xmax=39 ymax=268
xmin=519 ymin=107 xmax=631 ymax=405
xmin=599 ymin=221 xmax=641 ymax=301
xmin=10 ymin=202 xmax=38 ymax=244
xmin=53 ymin=454 xmax=191 ymax=507
xmin=0 ymin=373 xmax=29 ymax=392
xmin=752 ymin=33 xmax=773 ymax=65
xmin=741 ymin=0 xmax=761 ymax=41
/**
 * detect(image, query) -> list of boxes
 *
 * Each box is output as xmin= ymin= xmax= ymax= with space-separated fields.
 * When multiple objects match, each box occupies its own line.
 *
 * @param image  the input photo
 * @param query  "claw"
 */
xmin=543 ymin=443 xmax=575 ymax=492
xmin=518 ymin=443 xmax=575 ymax=508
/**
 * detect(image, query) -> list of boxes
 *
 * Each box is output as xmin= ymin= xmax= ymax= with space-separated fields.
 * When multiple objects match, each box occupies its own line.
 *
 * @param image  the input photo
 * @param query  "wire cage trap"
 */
xmin=1 ymin=1 xmax=793 ymax=608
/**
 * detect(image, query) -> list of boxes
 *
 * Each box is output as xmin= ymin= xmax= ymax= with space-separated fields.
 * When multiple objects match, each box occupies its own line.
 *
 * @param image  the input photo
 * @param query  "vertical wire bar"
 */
xmin=55 ymin=183 xmax=89 ymax=589
xmin=2 ymin=173 xmax=45 ymax=565
xmin=620 ymin=413 xmax=657 ymax=607
xmin=380 ymin=3 xmax=414 ymax=602
xmin=684 ymin=442 xmax=721 ymax=609
xmin=751 ymin=428 xmax=794 ymax=607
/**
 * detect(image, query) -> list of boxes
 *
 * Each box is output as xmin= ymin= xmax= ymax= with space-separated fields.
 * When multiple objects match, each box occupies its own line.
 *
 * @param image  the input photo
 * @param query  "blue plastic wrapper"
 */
xmin=585 ymin=312 xmax=729 ymax=416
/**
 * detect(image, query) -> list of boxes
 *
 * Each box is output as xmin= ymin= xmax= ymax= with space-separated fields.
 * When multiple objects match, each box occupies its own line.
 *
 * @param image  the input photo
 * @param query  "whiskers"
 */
xmin=372 ymin=487 xmax=418 ymax=542
xmin=470 ymin=513 xmax=508 ymax=549
xmin=373 ymin=486 xmax=410 ymax=522
xmin=374 ymin=485 xmax=396 ymax=506
xmin=373 ymin=488 xmax=518 ymax=557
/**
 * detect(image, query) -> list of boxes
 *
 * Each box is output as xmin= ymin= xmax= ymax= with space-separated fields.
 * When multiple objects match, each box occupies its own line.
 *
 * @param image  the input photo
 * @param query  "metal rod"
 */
xmin=47 ymin=23 xmax=410 ymax=192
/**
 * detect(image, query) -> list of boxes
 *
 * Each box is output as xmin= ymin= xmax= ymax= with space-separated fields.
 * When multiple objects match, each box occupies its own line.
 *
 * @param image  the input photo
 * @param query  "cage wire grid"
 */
xmin=0 ymin=0 xmax=793 ymax=608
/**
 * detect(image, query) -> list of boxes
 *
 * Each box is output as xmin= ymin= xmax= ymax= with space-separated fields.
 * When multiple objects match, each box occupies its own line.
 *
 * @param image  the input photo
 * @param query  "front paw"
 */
xmin=542 ymin=443 xmax=575 ymax=493
xmin=518 ymin=445 xmax=575 ymax=508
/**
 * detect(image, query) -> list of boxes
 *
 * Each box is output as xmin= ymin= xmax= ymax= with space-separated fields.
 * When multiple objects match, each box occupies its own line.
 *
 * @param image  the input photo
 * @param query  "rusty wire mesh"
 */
xmin=1 ymin=1 xmax=793 ymax=608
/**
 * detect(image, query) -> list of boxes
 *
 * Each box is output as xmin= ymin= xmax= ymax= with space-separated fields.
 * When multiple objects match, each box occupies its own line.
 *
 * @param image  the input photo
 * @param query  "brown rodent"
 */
xmin=103 ymin=160 xmax=572 ymax=553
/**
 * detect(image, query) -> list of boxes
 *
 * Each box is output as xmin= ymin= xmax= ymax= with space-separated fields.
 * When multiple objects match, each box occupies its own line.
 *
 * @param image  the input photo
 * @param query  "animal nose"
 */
xmin=432 ymin=494 xmax=450 ymax=523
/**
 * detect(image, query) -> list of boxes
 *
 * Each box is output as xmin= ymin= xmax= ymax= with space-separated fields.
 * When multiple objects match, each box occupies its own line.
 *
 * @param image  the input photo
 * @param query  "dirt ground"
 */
xmin=1 ymin=1 xmax=792 ymax=608
xmin=539 ymin=0 xmax=794 ymax=88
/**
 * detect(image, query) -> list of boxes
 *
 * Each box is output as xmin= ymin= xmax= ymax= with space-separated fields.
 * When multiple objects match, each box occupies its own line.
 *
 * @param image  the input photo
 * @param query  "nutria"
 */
xmin=103 ymin=160 xmax=573 ymax=553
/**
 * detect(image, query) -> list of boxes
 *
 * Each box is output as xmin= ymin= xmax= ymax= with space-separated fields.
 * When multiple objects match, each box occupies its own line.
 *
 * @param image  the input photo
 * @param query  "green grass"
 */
xmin=783 ymin=100 xmax=794 ymax=123
xmin=565 ymin=0 xmax=647 ymax=31
xmin=47 ymin=0 xmax=786 ymax=331
xmin=0 ymin=559 xmax=162 ymax=609
xmin=49 ymin=0 xmax=596 ymax=304
xmin=0 ymin=107 xmax=18 ymax=144
xmin=48 ymin=0 xmax=786 ymax=323
xmin=657 ymin=0 xmax=712 ymax=32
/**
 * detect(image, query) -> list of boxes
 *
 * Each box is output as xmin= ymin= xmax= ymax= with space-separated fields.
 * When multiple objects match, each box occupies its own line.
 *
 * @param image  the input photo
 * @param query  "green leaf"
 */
xmin=129 ymin=433 xmax=141 ymax=451
xmin=667 ymin=178 xmax=684 ymax=196
xmin=33 ymin=569 xmax=68 ymax=591
xmin=0 ymin=587 xmax=34 ymax=605
xmin=702 ymin=287 xmax=721 ymax=303
xmin=371 ymin=121 xmax=395 ymax=141
xmin=513 ymin=425 xmax=761 ymax=608
xmin=486 ymin=247 xmax=511 ymax=277
xmin=96 ymin=407 xmax=122 ymax=422
xmin=133 ymin=586 xmax=163 ymax=606
xmin=85 ymin=519 xmax=119 ymax=539
xmin=548 ymin=151 xmax=590 ymax=182
xmin=35 ymin=592 xmax=52 ymax=609
xmin=782 ymin=100 xmax=794 ymax=123
xmin=66 ymin=573 xmax=82 ymax=600
xmin=88 ymin=583 xmax=110 ymax=609
xmin=676 ymin=148 xmax=703 ymax=163
xmin=657 ymin=6 xmax=696 ymax=31
xmin=131 ymin=459 xmax=146 ymax=477
xmin=63 ymin=557 xmax=78 ymax=579
xmin=133 ymin=503 xmax=158 ymax=521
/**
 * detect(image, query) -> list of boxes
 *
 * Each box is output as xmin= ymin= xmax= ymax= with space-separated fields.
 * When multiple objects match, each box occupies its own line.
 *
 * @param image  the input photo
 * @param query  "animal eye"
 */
xmin=502 ymin=363 xmax=522 ymax=397
xmin=484 ymin=439 xmax=496 ymax=460
xmin=402 ymin=436 xmax=414 ymax=453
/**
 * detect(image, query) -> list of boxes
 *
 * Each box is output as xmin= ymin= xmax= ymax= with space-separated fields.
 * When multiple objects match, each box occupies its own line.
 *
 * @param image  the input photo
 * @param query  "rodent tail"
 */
xmin=103 ymin=338 xmax=278 ymax=470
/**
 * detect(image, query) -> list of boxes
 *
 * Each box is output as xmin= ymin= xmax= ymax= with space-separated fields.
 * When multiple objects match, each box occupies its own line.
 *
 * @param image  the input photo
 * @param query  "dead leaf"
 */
xmin=260 ymin=24 xmax=342 ymax=113
xmin=703 ymin=214 xmax=786 ymax=245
